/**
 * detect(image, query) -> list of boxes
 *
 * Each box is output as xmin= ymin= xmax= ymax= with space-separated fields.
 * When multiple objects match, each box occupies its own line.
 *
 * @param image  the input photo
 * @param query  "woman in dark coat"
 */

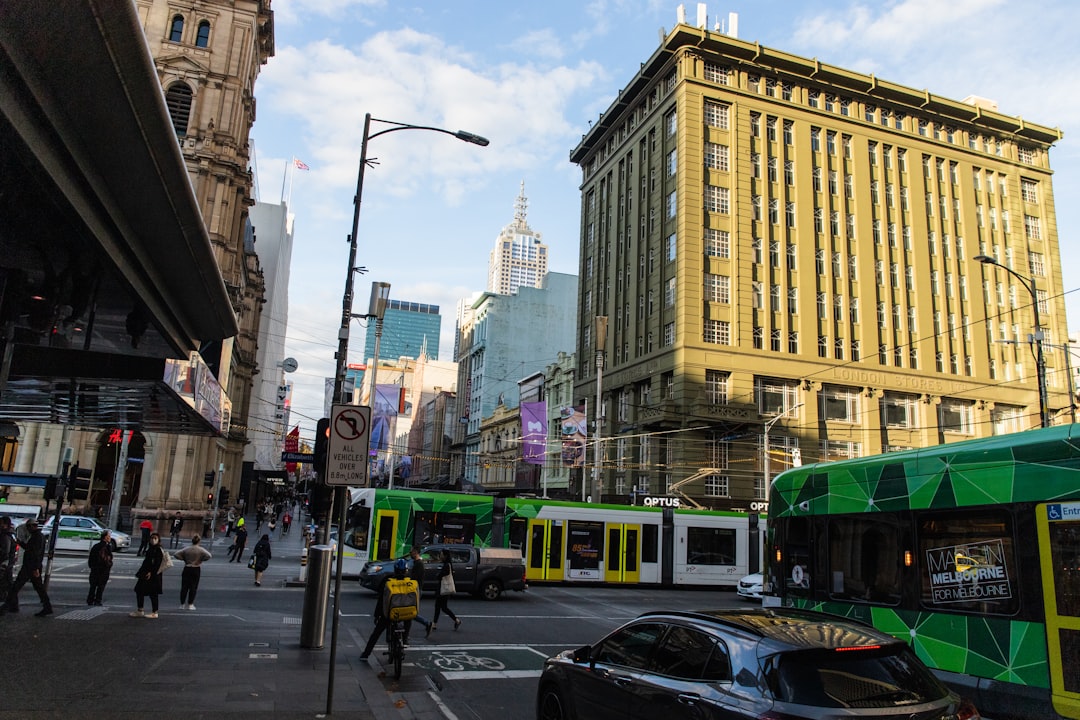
xmin=252 ymin=533 xmax=271 ymax=586
xmin=430 ymin=551 xmax=461 ymax=634
xmin=131 ymin=532 xmax=165 ymax=618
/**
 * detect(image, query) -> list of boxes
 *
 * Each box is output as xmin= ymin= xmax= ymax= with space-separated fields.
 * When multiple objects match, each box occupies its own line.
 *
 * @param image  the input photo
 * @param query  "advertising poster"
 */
xmin=566 ymin=521 xmax=603 ymax=579
xmin=925 ymin=539 xmax=1012 ymax=605
xmin=521 ymin=401 xmax=548 ymax=465
xmin=560 ymin=405 xmax=587 ymax=468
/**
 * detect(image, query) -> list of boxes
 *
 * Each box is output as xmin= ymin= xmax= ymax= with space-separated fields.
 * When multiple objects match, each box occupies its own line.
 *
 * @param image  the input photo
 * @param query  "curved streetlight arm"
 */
xmin=368 ymin=118 xmax=490 ymax=146
xmin=974 ymin=255 xmax=1049 ymax=427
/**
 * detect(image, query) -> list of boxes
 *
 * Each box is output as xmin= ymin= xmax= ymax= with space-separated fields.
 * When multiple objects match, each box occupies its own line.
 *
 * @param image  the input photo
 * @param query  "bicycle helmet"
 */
xmin=394 ymin=558 xmax=409 ymax=573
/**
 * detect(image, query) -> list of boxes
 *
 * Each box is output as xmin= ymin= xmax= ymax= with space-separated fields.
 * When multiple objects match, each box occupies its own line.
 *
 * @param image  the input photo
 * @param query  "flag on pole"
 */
xmin=293 ymin=158 xmax=310 ymax=170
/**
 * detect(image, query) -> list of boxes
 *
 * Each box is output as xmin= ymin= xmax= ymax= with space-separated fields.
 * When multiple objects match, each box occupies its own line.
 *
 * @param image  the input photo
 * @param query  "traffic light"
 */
xmin=68 ymin=464 xmax=91 ymax=502
xmin=43 ymin=475 xmax=58 ymax=501
xmin=314 ymin=417 xmax=330 ymax=477
xmin=204 ymin=470 xmax=215 ymax=487
xmin=219 ymin=486 xmax=230 ymax=505
xmin=206 ymin=491 xmax=214 ymax=506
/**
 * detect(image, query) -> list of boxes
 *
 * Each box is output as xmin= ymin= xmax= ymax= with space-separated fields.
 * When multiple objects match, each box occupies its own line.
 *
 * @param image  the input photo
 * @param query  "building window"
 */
xmin=667 ymin=149 xmax=677 ymax=176
xmin=704 ymin=274 xmax=730 ymax=303
xmin=195 ymin=20 xmax=211 ymax=48
xmin=665 ymin=277 xmax=676 ymax=306
xmin=767 ymin=116 xmax=777 ymax=142
xmin=667 ymin=190 xmax=677 ymax=218
xmin=750 ymin=112 xmax=760 ymax=136
xmin=783 ymin=120 xmax=794 ymax=145
xmin=164 ymin=83 xmax=193 ymax=136
xmin=811 ymin=127 xmax=821 ymax=152
xmin=939 ymin=399 xmax=975 ymax=434
xmin=818 ymin=335 xmax=828 ymax=357
xmin=665 ymin=109 xmax=677 ymax=135
xmin=756 ymin=377 xmax=799 ymax=415
xmin=704 ymin=101 xmax=730 ymax=129
xmin=663 ymin=322 xmax=675 ymax=346
xmin=705 ymin=185 xmax=730 ymax=214
xmin=705 ymin=370 xmax=729 ymax=403
xmin=991 ymin=405 xmax=1023 ymax=435
xmin=1018 ymin=146 xmax=1036 ymax=165
xmin=768 ymin=157 xmax=777 ymax=183
xmin=821 ymin=440 xmax=861 ymax=461
xmin=705 ymin=228 xmax=729 ymax=258
xmin=705 ymin=143 xmax=729 ymax=171
xmin=1021 ymin=178 xmax=1038 ymax=203
xmin=704 ymin=474 xmax=729 ymax=497
xmin=1029 ymin=251 xmax=1045 ymax=276
xmin=883 ymin=392 xmax=917 ymax=427
xmin=785 ymin=202 xmax=796 ymax=228
xmin=768 ymin=199 xmax=779 ymax=224
xmin=809 ymin=90 xmax=820 ymax=108
xmin=666 ymin=233 xmax=677 ymax=261
xmin=785 ymin=161 xmax=795 ymax=186
xmin=169 ymin=14 xmax=185 ymax=42
xmin=1024 ymin=215 xmax=1041 ymax=239
xmin=704 ymin=63 xmax=731 ymax=85
xmin=788 ymin=287 xmax=799 ymax=314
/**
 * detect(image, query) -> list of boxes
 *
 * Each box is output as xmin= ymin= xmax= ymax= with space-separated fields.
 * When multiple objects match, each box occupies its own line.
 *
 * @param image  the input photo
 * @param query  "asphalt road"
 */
xmin=0 ymin=528 xmax=753 ymax=719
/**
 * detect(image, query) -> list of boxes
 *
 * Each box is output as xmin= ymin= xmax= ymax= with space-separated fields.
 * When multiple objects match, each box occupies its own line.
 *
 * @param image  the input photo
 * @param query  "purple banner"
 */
xmin=520 ymin=401 xmax=548 ymax=465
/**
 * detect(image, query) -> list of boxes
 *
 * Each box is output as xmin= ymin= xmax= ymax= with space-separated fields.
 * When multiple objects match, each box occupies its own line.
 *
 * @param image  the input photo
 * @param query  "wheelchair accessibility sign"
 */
xmin=412 ymin=645 xmax=547 ymax=679
xmin=1046 ymin=503 xmax=1080 ymax=521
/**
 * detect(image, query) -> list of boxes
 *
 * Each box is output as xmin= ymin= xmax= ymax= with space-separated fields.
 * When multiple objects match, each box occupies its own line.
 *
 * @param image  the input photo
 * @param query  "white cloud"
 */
xmin=257 ymin=28 xmax=605 ymax=204
xmin=509 ymin=28 xmax=567 ymax=61
xmin=273 ymin=0 xmax=385 ymax=26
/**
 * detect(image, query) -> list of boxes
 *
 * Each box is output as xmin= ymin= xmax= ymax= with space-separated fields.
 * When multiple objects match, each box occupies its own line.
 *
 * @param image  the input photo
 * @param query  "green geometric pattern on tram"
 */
xmin=792 ymin=598 xmax=1051 ymax=689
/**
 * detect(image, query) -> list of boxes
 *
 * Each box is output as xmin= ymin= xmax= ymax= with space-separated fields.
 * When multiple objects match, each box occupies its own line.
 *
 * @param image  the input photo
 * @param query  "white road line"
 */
xmin=428 ymin=690 xmax=461 ymax=720
xmin=439 ymin=670 xmax=541 ymax=680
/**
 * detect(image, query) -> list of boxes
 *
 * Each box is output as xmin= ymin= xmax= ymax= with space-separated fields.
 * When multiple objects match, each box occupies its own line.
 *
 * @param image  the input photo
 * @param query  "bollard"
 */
xmin=299 ymin=546 xmax=309 ymax=583
xmin=300 ymin=544 xmax=333 ymax=649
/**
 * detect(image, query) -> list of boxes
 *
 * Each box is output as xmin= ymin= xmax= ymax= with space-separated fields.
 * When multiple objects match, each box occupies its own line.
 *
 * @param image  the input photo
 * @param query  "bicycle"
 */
xmin=385 ymin=619 xmax=406 ymax=679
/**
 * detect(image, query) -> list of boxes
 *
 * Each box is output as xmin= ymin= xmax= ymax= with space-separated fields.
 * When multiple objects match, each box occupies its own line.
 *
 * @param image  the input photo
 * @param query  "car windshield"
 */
xmin=767 ymin=645 xmax=948 ymax=708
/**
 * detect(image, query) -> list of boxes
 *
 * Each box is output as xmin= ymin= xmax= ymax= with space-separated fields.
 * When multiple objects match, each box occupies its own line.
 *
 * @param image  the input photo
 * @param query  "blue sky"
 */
xmin=250 ymin=0 xmax=1080 ymax=438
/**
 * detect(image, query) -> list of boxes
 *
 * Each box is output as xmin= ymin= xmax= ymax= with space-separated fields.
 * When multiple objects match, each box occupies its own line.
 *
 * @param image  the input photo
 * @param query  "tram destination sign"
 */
xmin=325 ymin=404 xmax=370 ymax=487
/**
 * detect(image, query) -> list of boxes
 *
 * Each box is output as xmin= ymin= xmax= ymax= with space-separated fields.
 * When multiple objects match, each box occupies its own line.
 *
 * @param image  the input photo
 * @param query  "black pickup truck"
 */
xmin=359 ymin=543 xmax=527 ymax=600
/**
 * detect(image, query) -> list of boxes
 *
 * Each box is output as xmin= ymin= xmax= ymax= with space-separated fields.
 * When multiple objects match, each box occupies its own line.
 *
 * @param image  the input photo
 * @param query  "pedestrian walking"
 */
xmin=137 ymin=518 xmax=154 ymax=556
xmin=87 ymin=530 xmax=114 ymax=606
xmin=429 ymin=550 xmax=460 ymax=635
xmin=228 ymin=524 xmax=248 ymax=563
xmin=251 ymin=533 xmax=271 ymax=586
xmin=131 ymin=532 xmax=166 ymax=618
xmin=0 ymin=516 xmax=15 ymax=608
xmin=225 ymin=507 xmax=236 ymax=536
xmin=267 ymin=515 xmax=277 ymax=536
xmin=255 ymin=506 xmax=264 ymax=532
xmin=169 ymin=512 xmax=183 ymax=548
xmin=173 ymin=534 xmax=211 ymax=610
xmin=281 ymin=511 xmax=292 ymax=536
xmin=2 ymin=519 xmax=53 ymax=617
xmin=407 ymin=546 xmax=431 ymax=641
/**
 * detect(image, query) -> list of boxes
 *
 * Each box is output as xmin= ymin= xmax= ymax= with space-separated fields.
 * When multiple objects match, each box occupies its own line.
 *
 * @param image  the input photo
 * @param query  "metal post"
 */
xmin=209 ymin=461 xmax=224 ymax=540
xmin=1065 ymin=341 xmax=1077 ymax=424
xmin=592 ymin=316 xmax=607 ymax=503
xmin=370 ymin=315 xmax=383 ymax=483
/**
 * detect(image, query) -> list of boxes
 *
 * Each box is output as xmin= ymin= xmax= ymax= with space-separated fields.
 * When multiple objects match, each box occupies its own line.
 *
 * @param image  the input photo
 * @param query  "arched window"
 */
xmin=165 ymin=83 xmax=193 ymax=136
xmin=169 ymin=15 xmax=184 ymax=42
xmin=195 ymin=21 xmax=211 ymax=48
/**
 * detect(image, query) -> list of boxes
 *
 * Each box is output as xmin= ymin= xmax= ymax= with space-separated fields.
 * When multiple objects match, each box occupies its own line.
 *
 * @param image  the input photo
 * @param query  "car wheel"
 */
xmin=110 ymin=539 xmax=118 ymax=552
xmin=537 ymin=685 xmax=572 ymax=720
xmin=480 ymin=578 xmax=502 ymax=601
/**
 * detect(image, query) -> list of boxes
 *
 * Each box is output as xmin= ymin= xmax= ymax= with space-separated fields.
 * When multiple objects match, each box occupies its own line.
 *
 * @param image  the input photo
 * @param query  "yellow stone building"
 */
xmin=570 ymin=24 xmax=1067 ymax=508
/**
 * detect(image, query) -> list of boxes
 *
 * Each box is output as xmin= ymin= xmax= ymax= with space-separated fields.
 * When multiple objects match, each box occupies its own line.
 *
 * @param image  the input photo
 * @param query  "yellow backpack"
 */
xmin=383 ymin=577 xmax=419 ymax=621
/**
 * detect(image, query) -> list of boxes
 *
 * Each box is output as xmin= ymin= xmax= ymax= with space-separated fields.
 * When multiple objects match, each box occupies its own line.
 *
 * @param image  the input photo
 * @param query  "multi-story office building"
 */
xmin=451 ymin=273 xmax=578 ymax=486
xmin=359 ymin=300 xmax=441 ymax=388
xmin=570 ymin=20 xmax=1067 ymax=508
xmin=487 ymin=182 xmax=549 ymax=295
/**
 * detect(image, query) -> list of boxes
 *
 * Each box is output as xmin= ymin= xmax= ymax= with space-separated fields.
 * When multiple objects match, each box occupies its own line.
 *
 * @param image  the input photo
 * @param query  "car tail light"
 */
xmin=957 ymin=698 xmax=981 ymax=720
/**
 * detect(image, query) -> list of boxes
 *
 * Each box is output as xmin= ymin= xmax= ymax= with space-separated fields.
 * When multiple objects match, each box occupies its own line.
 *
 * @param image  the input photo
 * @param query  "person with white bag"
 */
xmin=428 ymin=550 xmax=461 ymax=635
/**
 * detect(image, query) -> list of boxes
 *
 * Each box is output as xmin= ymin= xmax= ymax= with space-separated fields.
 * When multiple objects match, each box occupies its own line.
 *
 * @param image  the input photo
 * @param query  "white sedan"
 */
xmin=40 ymin=515 xmax=132 ymax=553
xmin=737 ymin=571 xmax=763 ymax=600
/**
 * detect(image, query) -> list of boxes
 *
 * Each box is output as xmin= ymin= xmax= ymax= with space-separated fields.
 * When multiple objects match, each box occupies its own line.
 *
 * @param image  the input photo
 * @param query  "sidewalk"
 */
xmin=0 ymin=505 xmax=440 ymax=719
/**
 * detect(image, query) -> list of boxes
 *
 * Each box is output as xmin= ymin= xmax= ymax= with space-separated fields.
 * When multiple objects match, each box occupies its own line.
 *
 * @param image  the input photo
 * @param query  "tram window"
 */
xmin=781 ymin=517 xmax=811 ymax=597
xmin=686 ymin=526 xmax=736 ymax=565
xmin=1048 ymin=521 xmax=1080 ymax=619
xmin=642 ymin=524 xmax=658 ymax=563
xmin=508 ymin=518 xmax=527 ymax=550
xmin=529 ymin=524 xmax=546 ymax=568
xmin=917 ymin=510 xmax=1019 ymax=615
xmin=415 ymin=511 xmax=476 ymax=546
xmin=827 ymin=516 xmax=902 ymax=605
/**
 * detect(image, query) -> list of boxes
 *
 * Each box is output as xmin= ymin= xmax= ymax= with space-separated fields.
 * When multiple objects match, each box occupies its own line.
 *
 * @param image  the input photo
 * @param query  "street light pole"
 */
xmin=592 ymin=316 xmax=608 ymax=503
xmin=763 ymin=402 xmax=804 ymax=490
xmin=324 ymin=114 xmax=487 ymax=715
xmin=975 ymin=255 xmax=1049 ymax=428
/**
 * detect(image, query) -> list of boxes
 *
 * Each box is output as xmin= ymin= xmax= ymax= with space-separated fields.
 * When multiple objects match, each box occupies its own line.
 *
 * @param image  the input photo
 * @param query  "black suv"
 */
xmin=536 ymin=608 xmax=980 ymax=720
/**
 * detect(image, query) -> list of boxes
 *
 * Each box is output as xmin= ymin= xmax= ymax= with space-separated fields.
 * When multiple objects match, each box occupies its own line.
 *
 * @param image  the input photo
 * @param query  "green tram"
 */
xmin=767 ymin=424 xmax=1080 ymax=720
xmin=341 ymin=488 xmax=763 ymax=588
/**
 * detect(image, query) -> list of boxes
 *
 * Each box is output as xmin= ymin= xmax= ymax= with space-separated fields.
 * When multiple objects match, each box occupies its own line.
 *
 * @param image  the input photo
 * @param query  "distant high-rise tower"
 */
xmin=487 ymin=181 xmax=548 ymax=295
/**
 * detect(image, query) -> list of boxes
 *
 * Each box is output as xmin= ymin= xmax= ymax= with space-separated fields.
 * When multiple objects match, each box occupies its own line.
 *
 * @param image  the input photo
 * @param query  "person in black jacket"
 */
xmin=359 ymin=559 xmax=411 ymax=661
xmin=87 ymin=530 xmax=114 ymax=606
xmin=0 ymin=516 xmax=16 ymax=609
xmin=2 ymin=520 xmax=53 ymax=617
xmin=130 ymin=532 xmax=165 ymax=618
xmin=407 ymin=546 xmax=431 ymax=641
xmin=252 ymin=533 xmax=271 ymax=586
xmin=228 ymin=524 xmax=248 ymax=563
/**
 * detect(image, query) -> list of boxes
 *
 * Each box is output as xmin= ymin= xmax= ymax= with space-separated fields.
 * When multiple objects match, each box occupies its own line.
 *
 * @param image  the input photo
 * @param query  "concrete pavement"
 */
xmin=0 ymin=509 xmax=444 ymax=720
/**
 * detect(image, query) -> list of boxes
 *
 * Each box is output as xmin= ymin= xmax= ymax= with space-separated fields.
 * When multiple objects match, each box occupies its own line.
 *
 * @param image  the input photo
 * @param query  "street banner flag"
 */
xmin=293 ymin=158 xmax=310 ymax=170
xmin=521 ymin=402 xmax=547 ymax=465
xmin=560 ymin=405 xmax=587 ymax=467
xmin=284 ymin=425 xmax=300 ymax=473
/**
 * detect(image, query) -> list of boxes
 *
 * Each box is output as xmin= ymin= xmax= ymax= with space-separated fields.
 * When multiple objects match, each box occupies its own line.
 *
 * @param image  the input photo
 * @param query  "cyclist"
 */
xmin=359 ymin=558 xmax=411 ymax=661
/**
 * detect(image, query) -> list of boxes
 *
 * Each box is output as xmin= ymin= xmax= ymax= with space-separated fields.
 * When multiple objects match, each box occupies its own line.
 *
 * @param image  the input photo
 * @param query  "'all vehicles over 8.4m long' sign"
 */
xmin=325 ymin=404 xmax=370 ymax=486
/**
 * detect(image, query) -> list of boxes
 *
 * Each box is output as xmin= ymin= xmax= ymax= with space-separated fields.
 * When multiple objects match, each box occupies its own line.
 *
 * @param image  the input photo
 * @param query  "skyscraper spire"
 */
xmin=514 ymin=179 xmax=528 ymax=229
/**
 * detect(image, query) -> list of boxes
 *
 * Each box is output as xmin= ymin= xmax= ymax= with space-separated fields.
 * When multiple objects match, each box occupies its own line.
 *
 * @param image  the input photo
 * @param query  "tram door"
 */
xmin=605 ymin=524 xmax=641 ymax=584
xmin=1037 ymin=502 xmax=1080 ymax=720
xmin=526 ymin=519 xmax=564 ymax=582
xmin=371 ymin=509 xmax=399 ymax=561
